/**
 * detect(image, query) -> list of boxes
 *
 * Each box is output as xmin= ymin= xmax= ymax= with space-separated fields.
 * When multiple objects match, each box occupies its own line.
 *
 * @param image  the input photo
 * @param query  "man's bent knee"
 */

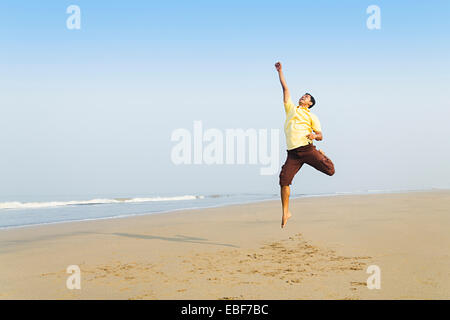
xmin=326 ymin=164 xmax=335 ymax=176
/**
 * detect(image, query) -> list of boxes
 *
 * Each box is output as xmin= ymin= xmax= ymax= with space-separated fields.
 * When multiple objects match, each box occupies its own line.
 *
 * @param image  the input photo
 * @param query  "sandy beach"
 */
xmin=0 ymin=190 xmax=449 ymax=300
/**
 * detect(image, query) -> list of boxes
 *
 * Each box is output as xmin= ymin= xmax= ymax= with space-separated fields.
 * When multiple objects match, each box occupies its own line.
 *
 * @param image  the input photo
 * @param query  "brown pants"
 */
xmin=279 ymin=143 xmax=335 ymax=186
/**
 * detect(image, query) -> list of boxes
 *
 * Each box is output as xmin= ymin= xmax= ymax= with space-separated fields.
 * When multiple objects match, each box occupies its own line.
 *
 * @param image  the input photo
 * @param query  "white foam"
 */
xmin=0 ymin=195 xmax=204 ymax=210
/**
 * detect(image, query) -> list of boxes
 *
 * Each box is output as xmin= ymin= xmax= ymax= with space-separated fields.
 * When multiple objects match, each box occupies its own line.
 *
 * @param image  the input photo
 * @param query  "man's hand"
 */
xmin=275 ymin=61 xmax=289 ymax=103
xmin=275 ymin=61 xmax=282 ymax=72
xmin=306 ymin=131 xmax=323 ymax=141
xmin=306 ymin=133 xmax=316 ymax=140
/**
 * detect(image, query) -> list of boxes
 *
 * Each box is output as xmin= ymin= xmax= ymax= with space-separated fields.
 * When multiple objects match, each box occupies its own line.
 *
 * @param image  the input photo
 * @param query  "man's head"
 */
xmin=299 ymin=93 xmax=316 ymax=109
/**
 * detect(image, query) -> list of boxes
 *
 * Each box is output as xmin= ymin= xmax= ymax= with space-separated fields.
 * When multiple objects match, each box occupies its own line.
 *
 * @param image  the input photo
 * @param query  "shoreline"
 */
xmin=0 ymin=188 xmax=444 ymax=232
xmin=0 ymin=190 xmax=449 ymax=299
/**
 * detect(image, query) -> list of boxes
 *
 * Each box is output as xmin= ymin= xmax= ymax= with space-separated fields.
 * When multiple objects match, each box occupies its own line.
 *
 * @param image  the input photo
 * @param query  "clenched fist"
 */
xmin=275 ymin=61 xmax=282 ymax=72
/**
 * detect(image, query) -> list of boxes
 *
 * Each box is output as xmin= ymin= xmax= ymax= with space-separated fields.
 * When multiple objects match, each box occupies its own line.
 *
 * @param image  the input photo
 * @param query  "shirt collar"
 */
xmin=297 ymin=105 xmax=310 ymax=111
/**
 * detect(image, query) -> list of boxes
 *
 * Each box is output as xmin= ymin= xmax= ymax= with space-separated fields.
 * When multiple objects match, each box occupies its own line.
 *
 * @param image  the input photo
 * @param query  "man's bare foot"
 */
xmin=281 ymin=211 xmax=292 ymax=228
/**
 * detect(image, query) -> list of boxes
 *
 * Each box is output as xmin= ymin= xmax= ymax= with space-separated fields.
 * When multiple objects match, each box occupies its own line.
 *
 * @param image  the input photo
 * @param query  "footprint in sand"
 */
xmin=180 ymin=232 xmax=373 ymax=290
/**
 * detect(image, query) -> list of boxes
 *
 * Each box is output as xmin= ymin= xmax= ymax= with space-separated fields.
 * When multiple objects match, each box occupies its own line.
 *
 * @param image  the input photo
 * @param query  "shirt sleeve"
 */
xmin=284 ymin=97 xmax=295 ymax=113
xmin=310 ymin=113 xmax=322 ymax=132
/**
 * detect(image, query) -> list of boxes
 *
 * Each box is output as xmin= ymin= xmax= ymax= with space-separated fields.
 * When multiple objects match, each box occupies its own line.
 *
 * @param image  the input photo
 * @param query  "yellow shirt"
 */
xmin=283 ymin=97 xmax=322 ymax=150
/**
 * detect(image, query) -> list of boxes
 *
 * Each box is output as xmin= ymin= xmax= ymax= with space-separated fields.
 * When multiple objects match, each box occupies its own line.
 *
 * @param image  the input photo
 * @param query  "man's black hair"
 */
xmin=306 ymin=93 xmax=316 ymax=109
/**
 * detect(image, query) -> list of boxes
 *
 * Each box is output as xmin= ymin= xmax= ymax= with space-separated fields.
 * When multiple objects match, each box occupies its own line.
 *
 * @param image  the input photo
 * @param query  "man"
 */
xmin=275 ymin=61 xmax=335 ymax=228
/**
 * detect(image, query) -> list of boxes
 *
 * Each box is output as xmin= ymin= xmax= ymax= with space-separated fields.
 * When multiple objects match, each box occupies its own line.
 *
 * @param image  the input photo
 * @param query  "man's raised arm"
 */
xmin=275 ymin=62 xmax=290 ymax=104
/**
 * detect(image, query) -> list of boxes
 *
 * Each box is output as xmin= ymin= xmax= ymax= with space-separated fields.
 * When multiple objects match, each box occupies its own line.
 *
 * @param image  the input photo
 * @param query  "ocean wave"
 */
xmin=0 ymin=195 xmax=204 ymax=210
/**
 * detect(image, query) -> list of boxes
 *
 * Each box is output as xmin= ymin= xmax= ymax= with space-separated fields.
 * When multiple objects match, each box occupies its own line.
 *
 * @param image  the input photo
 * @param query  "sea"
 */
xmin=0 ymin=188 xmax=439 ymax=229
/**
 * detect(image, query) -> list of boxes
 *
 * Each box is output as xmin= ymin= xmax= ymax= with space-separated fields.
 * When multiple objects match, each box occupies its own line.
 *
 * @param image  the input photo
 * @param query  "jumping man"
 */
xmin=275 ymin=61 xmax=335 ymax=228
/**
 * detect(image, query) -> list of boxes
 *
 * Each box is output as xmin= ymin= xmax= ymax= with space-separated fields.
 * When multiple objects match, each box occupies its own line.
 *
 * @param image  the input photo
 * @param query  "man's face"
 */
xmin=299 ymin=94 xmax=311 ymax=107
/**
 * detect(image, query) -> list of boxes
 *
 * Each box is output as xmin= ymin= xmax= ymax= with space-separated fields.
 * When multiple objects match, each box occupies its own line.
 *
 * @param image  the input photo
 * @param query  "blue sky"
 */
xmin=1 ymin=1 xmax=449 ymax=199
